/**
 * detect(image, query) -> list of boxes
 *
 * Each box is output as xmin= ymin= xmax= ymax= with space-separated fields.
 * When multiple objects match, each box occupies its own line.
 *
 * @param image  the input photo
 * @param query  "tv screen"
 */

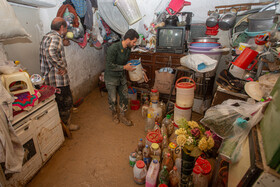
xmin=158 ymin=28 xmax=184 ymax=47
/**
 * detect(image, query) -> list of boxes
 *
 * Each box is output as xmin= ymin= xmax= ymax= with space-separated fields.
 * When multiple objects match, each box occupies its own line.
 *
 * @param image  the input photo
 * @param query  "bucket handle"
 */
xmin=128 ymin=86 xmax=135 ymax=94
xmin=246 ymin=59 xmax=258 ymax=71
xmin=176 ymin=77 xmax=196 ymax=90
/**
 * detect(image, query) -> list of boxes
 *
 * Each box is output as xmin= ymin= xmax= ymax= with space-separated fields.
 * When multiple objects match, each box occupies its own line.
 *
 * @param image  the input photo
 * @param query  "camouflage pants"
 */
xmin=55 ymin=86 xmax=73 ymax=125
xmin=105 ymin=76 xmax=128 ymax=113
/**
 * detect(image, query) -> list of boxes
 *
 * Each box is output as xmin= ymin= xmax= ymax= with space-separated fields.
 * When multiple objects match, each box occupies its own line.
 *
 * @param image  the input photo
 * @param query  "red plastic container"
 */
xmin=130 ymin=100 xmax=140 ymax=110
xmin=166 ymin=0 xmax=191 ymax=15
xmin=232 ymin=48 xmax=258 ymax=70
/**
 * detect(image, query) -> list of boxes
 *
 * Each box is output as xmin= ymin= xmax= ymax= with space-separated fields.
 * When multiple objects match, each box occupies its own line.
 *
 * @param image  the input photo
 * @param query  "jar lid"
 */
xmin=169 ymin=142 xmax=177 ymax=149
xmin=151 ymin=143 xmax=159 ymax=150
xmin=196 ymin=157 xmax=212 ymax=175
xmin=136 ymin=160 xmax=145 ymax=169
xmin=151 ymin=89 xmax=158 ymax=93
xmin=176 ymin=82 xmax=195 ymax=89
xmin=158 ymin=184 xmax=168 ymax=187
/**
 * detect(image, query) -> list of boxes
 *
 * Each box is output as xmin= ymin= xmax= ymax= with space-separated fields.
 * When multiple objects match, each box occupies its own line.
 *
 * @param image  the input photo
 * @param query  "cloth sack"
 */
xmin=153 ymin=70 xmax=175 ymax=95
xmin=0 ymin=0 xmax=30 ymax=41
xmin=180 ymin=54 xmax=218 ymax=73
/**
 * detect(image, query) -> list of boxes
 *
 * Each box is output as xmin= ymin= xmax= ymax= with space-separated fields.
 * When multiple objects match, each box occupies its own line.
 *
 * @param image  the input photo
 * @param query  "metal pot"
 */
xmin=192 ymin=37 xmax=219 ymax=43
xmin=165 ymin=15 xmax=179 ymax=26
xmin=248 ymin=10 xmax=275 ymax=32
xmin=206 ymin=12 xmax=219 ymax=27
xmin=219 ymin=12 xmax=236 ymax=30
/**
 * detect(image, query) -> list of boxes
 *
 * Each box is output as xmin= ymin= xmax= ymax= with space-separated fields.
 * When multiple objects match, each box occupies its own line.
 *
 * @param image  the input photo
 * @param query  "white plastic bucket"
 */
xmin=128 ymin=87 xmax=137 ymax=100
xmin=176 ymin=77 xmax=196 ymax=108
xmin=174 ymin=104 xmax=192 ymax=124
xmin=115 ymin=0 xmax=142 ymax=25
xmin=127 ymin=60 xmax=143 ymax=82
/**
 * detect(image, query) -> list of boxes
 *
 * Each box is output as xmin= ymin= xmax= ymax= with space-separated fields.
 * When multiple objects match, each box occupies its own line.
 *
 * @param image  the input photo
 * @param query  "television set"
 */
xmin=156 ymin=26 xmax=186 ymax=54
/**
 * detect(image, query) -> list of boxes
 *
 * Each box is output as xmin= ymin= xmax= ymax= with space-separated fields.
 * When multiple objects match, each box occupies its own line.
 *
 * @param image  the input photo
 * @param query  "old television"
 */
xmin=156 ymin=26 xmax=186 ymax=54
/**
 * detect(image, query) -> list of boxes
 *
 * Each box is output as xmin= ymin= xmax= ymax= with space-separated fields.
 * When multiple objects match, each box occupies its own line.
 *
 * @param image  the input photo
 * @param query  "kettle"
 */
xmin=165 ymin=15 xmax=178 ymax=26
xmin=219 ymin=12 xmax=236 ymax=30
xmin=206 ymin=12 xmax=219 ymax=27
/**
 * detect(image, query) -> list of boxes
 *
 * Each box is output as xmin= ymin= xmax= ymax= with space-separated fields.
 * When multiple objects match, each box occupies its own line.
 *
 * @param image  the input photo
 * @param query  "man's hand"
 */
xmin=124 ymin=63 xmax=136 ymax=71
xmin=63 ymin=39 xmax=71 ymax=46
xmin=58 ymin=69 xmax=67 ymax=75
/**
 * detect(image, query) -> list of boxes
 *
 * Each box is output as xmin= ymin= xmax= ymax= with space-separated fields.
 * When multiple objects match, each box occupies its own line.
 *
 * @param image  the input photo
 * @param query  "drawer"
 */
xmin=31 ymin=101 xmax=59 ymax=128
xmin=130 ymin=53 xmax=152 ymax=61
xmin=15 ymin=120 xmax=34 ymax=143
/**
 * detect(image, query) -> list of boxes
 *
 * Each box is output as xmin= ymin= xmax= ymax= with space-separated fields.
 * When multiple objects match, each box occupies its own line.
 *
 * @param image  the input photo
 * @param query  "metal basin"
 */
xmin=192 ymin=37 xmax=219 ymax=43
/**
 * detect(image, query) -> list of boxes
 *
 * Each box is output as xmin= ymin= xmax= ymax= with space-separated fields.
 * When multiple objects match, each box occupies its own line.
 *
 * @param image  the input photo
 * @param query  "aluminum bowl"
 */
xmin=192 ymin=37 xmax=219 ymax=43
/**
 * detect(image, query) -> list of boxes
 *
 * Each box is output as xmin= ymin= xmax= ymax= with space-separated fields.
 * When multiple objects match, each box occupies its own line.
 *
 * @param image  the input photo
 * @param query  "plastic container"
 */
xmin=146 ymin=130 xmax=163 ymax=147
xmin=142 ymin=99 xmax=150 ymax=118
xmin=189 ymin=49 xmax=222 ymax=62
xmin=130 ymin=100 xmax=140 ymax=110
xmin=148 ymin=102 xmax=162 ymax=123
xmin=158 ymin=166 xmax=169 ymax=185
xmin=175 ymin=77 xmax=195 ymax=108
xmin=114 ymin=0 xmax=142 ymax=25
xmin=137 ymin=138 xmax=144 ymax=152
xmin=161 ymin=153 xmax=174 ymax=172
xmin=143 ymin=145 xmax=151 ymax=167
xmin=150 ymin=89 xmax=159 ymax=103
xmin=127 ymin=60 xmax=143 ymax=82
xmin=133 ymin=160 xmax=147 ymax=185
xmin=174 ymin=104 xmax=192 ymax=123
xmin=150 ymin=143 xmax=161 ymax=162
xmin=145 ymin=113 xmax=155 ymax=132
xmin=145 ymin=160 xmax=160 ymax=187
xmin=190 ymin=42 xmax=221 ymax=47
xmin=128 ymin=87 xmax=137 ymax=100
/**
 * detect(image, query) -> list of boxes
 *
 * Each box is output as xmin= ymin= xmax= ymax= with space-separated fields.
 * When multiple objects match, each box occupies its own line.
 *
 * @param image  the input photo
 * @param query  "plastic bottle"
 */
xmin=150 ymin=143 xmax=161 ymax=162
xmin=159 ymin=101 xmax=166 ymax=117
xmin=168 ymin=142 xmax=177 ymax=160
xmin=150 ymin=89 xmax=159 ymax=103
xmin=161 ymin=123 xmax=168 ymax=137
xmin=148 ymin=102 xmax=162 ymax=123
xmin=133 ymin=160 xmax=147 ymax=185
xmin=146 ymin=113 xmax=155 ymax=132
xmin=158 ymin=166 xmax=169 ymax=185
xmin=142 ymin=99 xmax=150 ymax=118
xmin=143 ymin=145 xmax=151 ymax=168
xmin=162 ymin=115 xmax=173 ymax=136
xmin=136 ymin=151 xmax=143 ymax=161
xmin=162 ymin=135 xmax=169 ymax=150
xmin=145 ymin=160 xmax=160 ymax=187
xmin=169 ymin=166 xmax=180 ymax=187
xmin=161 ymin=153 xmax=174 ymax=172
xmin=153 ymin=122 xmax=161 ymax=131
xmin=137 ymin=138 xmax=144 ymax=152
xmin=129 ymin=152 xmax=137 ymax=167
xmin=14 ymin=60 xmax=27 ymax=72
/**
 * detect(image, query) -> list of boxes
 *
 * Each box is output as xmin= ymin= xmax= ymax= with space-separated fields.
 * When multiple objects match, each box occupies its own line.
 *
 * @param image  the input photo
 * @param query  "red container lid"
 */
xmin=176 ymin=82 xmax=195 ymax=88
xmin=158 ymin=184 xmax=168 ymax=187
xmin=195 ymin=157 xmax=212 ymax=175
xmin=175 ymin=104 xmax=192 ymax=110
xmin=136 ymin=160 xmax=145 ymax=169
xmin=193 ymin=165 xmax=201 ymax=174
xmin=151 ymin=89 xmax=158 ymax=93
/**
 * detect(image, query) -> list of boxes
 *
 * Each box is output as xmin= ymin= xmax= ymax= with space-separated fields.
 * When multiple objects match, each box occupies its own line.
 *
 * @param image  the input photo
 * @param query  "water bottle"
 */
xmin=145 ymin=113 xmax=155 ymax=132
xmin=137 ymin=138 xmax=144 ymax=152
xmin=169 ymin=166 xmax=180 ymax=187
xmin=143 ymin=145 xmax=151 ymax=168
xmin=162 ymin=115 xmax=173 ymax=136
xmin=158 ymin=166 xmax=169 ymax=185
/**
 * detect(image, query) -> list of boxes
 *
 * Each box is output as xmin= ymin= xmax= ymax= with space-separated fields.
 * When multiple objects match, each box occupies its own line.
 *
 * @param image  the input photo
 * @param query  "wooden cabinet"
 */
xmin=129 ymin=52 xmax=185 ymax=88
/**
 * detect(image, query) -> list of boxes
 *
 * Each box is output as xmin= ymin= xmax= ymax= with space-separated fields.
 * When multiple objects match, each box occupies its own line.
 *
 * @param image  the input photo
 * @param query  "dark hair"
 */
xmin=51 ymin=20 xmax=67 ymax=31
xmin=123 ymin=29 xmax=139 ymax=40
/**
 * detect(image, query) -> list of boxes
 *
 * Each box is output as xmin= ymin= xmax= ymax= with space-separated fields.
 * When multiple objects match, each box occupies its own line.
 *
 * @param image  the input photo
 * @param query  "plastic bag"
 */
xmin=180 ymin=54 xmax=218 ymax=73
xmin=219 ymin=101 xmax=269 ymax=163
xmin=0 ymin=60 xmax=20 ymax=74
xmin=200 ymin=99 xmax=268 ymax=139
xmin=258 ymin=73 xmax=280 ymax=97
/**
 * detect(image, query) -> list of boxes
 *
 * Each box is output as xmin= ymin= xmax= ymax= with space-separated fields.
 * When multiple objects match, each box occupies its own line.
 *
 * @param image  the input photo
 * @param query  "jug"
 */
xmin=229 ymin=48 xmax=258 ymax=79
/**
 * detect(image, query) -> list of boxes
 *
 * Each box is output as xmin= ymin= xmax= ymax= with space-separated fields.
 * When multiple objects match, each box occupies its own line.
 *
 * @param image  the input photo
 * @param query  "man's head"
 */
xmin=123 ymin=29 xmax=139 ymax=48
xmin=51 ymin=17 xmax=67 ymax=37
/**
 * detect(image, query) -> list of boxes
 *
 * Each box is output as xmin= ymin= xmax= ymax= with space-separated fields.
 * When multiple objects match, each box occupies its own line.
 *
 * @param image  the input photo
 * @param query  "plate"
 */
xmin=244 ymin=82 xmax=264 ymax=101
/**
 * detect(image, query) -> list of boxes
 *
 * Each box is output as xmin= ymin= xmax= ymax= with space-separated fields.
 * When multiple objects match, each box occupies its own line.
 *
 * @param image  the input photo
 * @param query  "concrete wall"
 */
xmin=3 ymin=0 xmax=105 ymax=101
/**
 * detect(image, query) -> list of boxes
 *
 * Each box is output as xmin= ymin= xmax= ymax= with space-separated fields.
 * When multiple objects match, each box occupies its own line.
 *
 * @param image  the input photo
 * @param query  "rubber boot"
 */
xmin=119 ymin=112 xmax=133 ymax=126
xmin=112 ymin=110 xmax=120 ymax=124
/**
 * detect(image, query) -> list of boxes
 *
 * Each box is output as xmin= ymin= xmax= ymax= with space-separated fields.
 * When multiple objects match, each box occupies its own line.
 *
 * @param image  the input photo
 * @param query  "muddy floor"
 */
xmin=27 ymin=88 xmax=202 ymax=187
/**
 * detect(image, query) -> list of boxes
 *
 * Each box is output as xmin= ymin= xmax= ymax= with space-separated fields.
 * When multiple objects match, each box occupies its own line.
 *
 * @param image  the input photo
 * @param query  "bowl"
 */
xmin=190 ymin=42 xmax=221 ymax=47
xmin=189 ymin=46 xmax=220 ymax=51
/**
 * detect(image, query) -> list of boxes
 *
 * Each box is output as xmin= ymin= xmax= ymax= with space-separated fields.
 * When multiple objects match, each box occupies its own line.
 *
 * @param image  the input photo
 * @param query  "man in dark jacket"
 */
xmin=105 ymin=29 xmax=139 ymax=126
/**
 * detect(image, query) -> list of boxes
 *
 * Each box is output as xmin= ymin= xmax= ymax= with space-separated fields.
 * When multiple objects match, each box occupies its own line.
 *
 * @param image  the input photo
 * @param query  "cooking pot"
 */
xmin=165 ymin=15 xmax=178 ymax=26
xmin=219 ymin=12 xmax=236 ymax=30
xmin=192 ymin=37 xmax=219 ymax=43
xmin=248 ymin=10 xmax=275 ymax=32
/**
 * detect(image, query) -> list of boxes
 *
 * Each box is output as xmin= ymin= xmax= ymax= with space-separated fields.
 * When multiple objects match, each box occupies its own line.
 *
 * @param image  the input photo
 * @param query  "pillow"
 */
xmin=0 ymin=0 xmax=30 ymax=41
